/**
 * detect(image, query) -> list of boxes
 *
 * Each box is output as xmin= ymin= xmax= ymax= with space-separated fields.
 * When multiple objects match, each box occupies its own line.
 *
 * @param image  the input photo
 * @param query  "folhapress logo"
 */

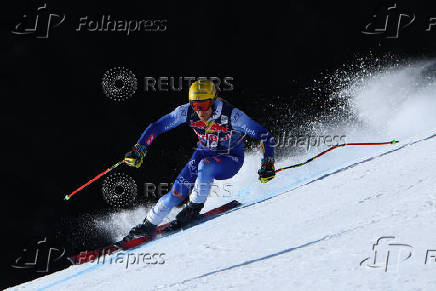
xmin=12 ymin=4 xmax=168 ymax=38
xmin=11 ymin=237 xmax=68 ymax=273
xmin=360 ymin=236 xmax=413 ymax=272
xmin=362 ymin=2 xmax=415 ymax=39
xmin=76 ymin=16 xmax=167 ymax=35
xmin=11 ymin=3 xmax=66 ymax=39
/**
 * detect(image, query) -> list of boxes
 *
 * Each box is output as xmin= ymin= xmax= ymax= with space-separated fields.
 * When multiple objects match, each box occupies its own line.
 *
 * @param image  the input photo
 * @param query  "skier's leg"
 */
xmin=145 ymin=150 xmax=205 ymax=225
xmin=174 ymin=155 xmax=243 ymax=225
xmin=189 ymin=155 xmax=244 ymax=204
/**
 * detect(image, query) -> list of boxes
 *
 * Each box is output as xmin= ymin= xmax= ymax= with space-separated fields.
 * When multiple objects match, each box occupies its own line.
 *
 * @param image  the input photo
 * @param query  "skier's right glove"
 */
xmin=124 ymin=144 xmax=147 ymax=168
xmin=258 ymin=157 xmax=275 ymax=183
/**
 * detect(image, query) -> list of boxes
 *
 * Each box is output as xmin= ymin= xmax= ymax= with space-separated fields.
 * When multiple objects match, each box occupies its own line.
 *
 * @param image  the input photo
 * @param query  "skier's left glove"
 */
xmin=258 ymin=157 xmax=275 ymax=183
xmin=124 ymin=144 xmax=147 ymax=168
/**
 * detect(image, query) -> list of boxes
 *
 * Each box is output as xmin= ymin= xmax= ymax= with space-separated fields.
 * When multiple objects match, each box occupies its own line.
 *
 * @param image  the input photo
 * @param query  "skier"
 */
xmin=122 ymin=80 xmax=275 ymax=241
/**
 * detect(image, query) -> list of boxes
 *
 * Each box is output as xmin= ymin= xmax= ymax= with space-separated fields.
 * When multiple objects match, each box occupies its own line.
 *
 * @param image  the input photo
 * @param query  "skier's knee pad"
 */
xmin=160 ymin=188 xmax=186 ymax=209
xmin=198 ymin=158 xmax=216 ymax=182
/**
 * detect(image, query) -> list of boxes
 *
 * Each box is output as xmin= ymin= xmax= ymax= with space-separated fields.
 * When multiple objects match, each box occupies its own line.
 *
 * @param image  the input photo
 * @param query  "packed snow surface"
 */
xmin=9 ymin=60 xmax=436 ymax=290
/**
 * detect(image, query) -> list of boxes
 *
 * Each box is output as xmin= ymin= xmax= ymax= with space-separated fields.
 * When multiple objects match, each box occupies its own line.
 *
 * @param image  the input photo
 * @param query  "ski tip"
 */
xmin=64 ymin=195 xmax=70 ymax=201
xmin=391 ymin=140 xmax=399 ymax=144
xmin=230 ymin=200 xmax=242 ymax=207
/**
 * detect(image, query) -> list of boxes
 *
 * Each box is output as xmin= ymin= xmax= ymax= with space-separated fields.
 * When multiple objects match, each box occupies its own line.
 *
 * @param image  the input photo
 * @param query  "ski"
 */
xmin=69 ymin=200 xmax=241 ymax=265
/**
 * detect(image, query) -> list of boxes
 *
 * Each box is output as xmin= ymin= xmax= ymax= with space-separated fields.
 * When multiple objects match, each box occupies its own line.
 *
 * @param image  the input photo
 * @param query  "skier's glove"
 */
xmin=258 ymin=157 xmax=275 ymax=183
xmin=124 ymin=144 xmax=147 ymax=168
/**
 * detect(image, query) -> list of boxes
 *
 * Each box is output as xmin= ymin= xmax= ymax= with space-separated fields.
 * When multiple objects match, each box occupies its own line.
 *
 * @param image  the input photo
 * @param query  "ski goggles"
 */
xmin=190 ymin=99 xmax=212 ymax=111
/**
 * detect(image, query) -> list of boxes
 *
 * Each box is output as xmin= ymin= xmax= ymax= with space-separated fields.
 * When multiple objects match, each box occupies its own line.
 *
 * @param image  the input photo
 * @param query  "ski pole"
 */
xmin=64 ymin=160 xmax=125 ymax=201
xmin=275 ymin=140 xmax=399 ymax=174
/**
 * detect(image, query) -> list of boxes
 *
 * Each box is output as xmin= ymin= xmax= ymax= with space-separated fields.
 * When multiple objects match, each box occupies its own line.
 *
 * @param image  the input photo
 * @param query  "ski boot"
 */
xmin=122 ymin=219 xmax=156 ymax=242
xmin=174 ymin=201 xmax=204 ymax=228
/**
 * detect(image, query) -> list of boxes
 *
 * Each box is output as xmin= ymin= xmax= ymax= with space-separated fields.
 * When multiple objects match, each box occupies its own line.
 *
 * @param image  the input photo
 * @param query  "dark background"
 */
xmin=1 ymin=0 xmax=436 ymax=288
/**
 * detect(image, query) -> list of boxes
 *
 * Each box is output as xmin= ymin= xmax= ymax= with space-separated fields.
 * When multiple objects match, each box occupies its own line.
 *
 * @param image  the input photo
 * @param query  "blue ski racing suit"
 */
xmin=136 ymin=99 xmax=275 ymax=225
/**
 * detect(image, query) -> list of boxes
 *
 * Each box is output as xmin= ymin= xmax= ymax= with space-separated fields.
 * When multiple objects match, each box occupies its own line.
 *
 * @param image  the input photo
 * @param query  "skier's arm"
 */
xmin=124 ymin=104 xmax=189 ymax=168
xmin=137 ymin=103 xmax=189 ymax=147
xmin=231 ymin=108 xmax=275 ymax=158
xmin=231 ymin=107 xmax=275 ymax=183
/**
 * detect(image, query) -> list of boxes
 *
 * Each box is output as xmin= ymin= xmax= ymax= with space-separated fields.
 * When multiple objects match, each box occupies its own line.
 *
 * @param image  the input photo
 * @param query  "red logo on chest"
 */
xmin=190 ymin=120 xmax=228 ymax=133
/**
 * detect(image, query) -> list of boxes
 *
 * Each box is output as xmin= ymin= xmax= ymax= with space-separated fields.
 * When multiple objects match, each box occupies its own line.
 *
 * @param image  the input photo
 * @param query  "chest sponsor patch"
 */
xmin=190 ymin=120 xmax=229 ymax=133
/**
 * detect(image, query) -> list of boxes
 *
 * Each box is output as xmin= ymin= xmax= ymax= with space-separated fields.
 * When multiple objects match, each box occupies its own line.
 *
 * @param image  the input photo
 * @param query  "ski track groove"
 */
xmin=152 ymin=236 xmax=329 ymax=290
xmin=150 ymin=205 xmax=407 ymax=290
xmin=228 ymin=132 xmax=436 ymax=215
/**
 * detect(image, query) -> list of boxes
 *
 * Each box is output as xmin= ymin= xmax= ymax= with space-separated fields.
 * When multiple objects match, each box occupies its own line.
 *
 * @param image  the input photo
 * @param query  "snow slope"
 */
xmin=10 ymin=132 xmax=436 ymax=291
xmin=9 ymin=60 xmax=436 ymax=290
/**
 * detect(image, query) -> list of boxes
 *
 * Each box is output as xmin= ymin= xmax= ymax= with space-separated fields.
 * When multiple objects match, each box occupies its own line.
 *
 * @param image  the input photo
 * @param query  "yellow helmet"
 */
xmin=188 ymin=79 xmax=216 ymax=102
